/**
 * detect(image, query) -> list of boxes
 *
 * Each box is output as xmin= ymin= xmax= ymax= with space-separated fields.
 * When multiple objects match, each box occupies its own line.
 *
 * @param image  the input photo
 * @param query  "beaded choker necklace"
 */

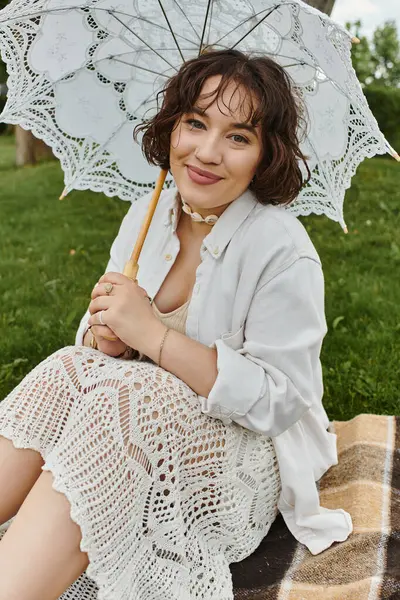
xmin=180 ymin=196 xmax=219 ymax=226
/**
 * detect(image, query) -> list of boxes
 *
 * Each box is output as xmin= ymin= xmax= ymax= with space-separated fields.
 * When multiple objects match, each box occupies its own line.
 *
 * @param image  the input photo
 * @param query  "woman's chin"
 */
xmin=177 ymin=178 xmax=223 ymax=206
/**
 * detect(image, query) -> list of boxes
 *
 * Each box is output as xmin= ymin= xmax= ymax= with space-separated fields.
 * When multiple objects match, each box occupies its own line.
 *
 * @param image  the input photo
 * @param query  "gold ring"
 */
xmin=105 ymin=282 xmax=113 ymax=294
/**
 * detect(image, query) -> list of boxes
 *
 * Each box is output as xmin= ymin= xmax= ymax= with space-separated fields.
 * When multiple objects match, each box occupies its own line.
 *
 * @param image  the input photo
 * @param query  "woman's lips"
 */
xmin=186 ymin=165 xmax=223 ymax=185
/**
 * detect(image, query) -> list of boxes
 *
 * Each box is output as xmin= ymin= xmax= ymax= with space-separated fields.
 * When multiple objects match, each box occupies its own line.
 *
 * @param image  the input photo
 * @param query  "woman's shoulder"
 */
xmin=244 ymin=202 xmax=322 ymax=267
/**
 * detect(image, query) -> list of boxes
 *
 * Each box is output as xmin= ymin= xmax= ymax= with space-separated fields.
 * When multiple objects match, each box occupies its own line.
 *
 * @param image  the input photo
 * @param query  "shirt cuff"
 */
xmin=198 ymin=338 xmax=265 ymax=425
xmin=278 ymin=496 xmax=353 ymax=555
xmin=198 ymin=336 xmax=312 ymax=437
xmin=272 ymin=411 xmax=353 ymax=555
xmin=75 ymin=309 xmax=91 ymax=346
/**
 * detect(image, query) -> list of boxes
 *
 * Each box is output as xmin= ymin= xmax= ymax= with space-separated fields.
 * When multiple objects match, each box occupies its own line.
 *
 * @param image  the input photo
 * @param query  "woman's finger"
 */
xmin=97 ymin=272 xmax=131 ymax=287
xmin=137 ymin=285 xmax=152 ymax=300
xmin=91 ymin=281 xmax=119 ymax=300
xmin=88 ymin=311 xmax=109 ymax=329
xmin=89 ymin=324 xmax=118 ymax=341
xmin=88 ymin=296 xmax=112 ymax=315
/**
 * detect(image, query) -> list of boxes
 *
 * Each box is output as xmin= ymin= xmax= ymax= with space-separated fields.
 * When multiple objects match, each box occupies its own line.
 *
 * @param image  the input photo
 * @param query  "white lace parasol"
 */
xmin=0 ymin=0 xmax=398 ymax=231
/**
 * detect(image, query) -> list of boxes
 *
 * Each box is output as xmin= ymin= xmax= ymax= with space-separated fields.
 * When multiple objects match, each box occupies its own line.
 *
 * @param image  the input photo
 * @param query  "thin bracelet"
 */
xmin=158 ymin=327 xmax=170 ymax=367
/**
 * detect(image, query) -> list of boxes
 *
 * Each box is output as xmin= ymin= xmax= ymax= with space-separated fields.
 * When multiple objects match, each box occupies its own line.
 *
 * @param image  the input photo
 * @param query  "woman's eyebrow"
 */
xmin=231 ymin=122 xmax=257 ymax=135
xmin=190 ymin=106 xmax=258 ymax=135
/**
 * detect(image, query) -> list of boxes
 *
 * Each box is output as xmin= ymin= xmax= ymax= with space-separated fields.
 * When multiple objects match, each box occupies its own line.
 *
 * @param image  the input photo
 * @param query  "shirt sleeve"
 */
xmin=198 ymin=256 xmax=353 ymax=553
xmin=199 ymin=256 xmax=328 ymax=437
xmin=271 ymin=409 xmax=353 ymax=555
xmin=74 ymin=195 xmax=149 ymax=346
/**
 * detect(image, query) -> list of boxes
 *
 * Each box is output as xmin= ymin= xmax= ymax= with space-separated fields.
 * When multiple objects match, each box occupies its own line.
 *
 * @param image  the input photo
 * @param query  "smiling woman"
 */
xmin=0 ymin=48 xmax=352 ymax=600
xmin=168 ymin=76 xmax=263 ymax=218
xmin=135 ymin=48 xmax=311 ymax=211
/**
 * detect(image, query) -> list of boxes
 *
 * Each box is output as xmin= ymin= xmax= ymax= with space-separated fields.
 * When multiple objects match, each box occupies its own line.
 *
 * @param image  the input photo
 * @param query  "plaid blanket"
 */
xmin=231 ymin=413 xmax=400 ymax=600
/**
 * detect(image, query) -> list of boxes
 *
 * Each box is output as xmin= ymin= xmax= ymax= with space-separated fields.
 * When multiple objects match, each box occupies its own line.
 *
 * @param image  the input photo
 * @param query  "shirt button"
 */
xmin=213 ymin=246 xmax=219 ymax=255
xmin=164 ymin=253 xmax=172 ymax=261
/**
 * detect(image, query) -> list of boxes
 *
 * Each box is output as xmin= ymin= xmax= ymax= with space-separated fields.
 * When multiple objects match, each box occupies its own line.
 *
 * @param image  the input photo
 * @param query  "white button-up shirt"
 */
xmin=75 ymin=187 xmax=353 ymax=554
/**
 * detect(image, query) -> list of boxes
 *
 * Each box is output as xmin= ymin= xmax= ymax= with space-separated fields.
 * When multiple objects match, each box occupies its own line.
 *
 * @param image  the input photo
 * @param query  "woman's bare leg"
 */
xmin=0 ymin=470 xmax=89 ymax=600
xmin=0 ymin=435 xmax=44 ymax=525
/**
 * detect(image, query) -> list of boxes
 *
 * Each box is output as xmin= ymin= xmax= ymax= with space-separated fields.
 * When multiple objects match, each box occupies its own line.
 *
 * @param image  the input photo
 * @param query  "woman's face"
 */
xmin=169 ymin=75 xmax=263 ymax=213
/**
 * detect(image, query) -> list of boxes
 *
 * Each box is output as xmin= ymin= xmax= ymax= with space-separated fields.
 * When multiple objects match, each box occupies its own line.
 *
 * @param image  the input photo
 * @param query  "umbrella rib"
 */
xmin=245 ymin=49 xmax=319 ymax=72
xmin=110 ymin=57 xmax=169 ymax=78
xmin=113 ymin=47 xmax=194 ymax=54
xmin=212 ymin=4 xmax=282 ymax=49
xmin=111 ymin=10 xmax=197 ymax=48
xmin=207 ymin=0 xmax=215 ymax=48
xmin=109 ymin=10 xmax=178 ymax=72
xmin=0 ymin=5 xmax=198 ymax=48
xmin=104 ymin=8 xmax=197 ymax=48
xmin=231 ymin=6 xmax=282 ymax=49
xmin=200 ymin=0 xmax=215 ymax=52
xmin=281 ymin=62 xmax=304 ymax=68
xmin=133 ymin=77 xmax=168 ymax=116
xmin=42 ymin=51 xmax=172 ymax=90
xmin=198 ymin=0 xmax=213 ymax=56
xmin=157 ymin=0 xmax=185 ymax=61
xmin=62 ymin=117 xmax=131 ymax=196
xmin=171 ymin=0 xmax=201 ymax=42
xmin=112 ymin=54 xmax=308 ymax=80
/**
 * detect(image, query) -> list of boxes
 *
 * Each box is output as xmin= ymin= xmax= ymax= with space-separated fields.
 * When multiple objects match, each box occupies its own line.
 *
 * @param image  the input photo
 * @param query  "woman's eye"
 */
xmin=186 ymin=119 xmax=205 ymax=130
xmin=231 ymin=134 xmax=249 ymax=144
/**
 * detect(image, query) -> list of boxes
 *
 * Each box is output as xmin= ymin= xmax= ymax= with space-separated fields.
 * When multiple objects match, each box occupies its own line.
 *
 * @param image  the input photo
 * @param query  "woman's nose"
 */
xmin=194 ymin=134 xmax=222 ymax=164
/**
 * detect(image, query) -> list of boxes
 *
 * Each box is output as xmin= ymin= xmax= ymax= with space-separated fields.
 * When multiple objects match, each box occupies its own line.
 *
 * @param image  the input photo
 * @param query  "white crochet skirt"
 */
xmin=0 ymin=345 xmax=281 ymax=600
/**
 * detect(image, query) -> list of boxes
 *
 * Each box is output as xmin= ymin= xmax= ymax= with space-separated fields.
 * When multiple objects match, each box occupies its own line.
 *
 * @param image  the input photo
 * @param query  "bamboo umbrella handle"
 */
xmin=122 ymin=168 xmax=168 ymax=282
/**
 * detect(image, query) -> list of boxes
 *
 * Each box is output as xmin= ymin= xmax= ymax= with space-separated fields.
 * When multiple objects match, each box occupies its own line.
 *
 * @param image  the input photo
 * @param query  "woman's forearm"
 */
xmin=140 ymin=320 xmax=219 ymax=398
xmin=81 ymin=319 xmax=219 ymax=398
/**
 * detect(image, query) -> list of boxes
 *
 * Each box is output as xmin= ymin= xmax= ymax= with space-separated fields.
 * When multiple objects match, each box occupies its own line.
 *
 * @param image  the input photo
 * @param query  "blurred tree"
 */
xmin=0 ymin=59 xmax=5 ymax=84
xmin=346 ymin=20 xmax=400 ymax=88
xmin=371 ymin=20 xmax=400 ymax=87
xmin=0 ymin=0 xmax=55 ymax=163
xmin=304 ymin=0 xmax=335 ymax=16
xmin=345 ymin=21 xmax=374 ymax=85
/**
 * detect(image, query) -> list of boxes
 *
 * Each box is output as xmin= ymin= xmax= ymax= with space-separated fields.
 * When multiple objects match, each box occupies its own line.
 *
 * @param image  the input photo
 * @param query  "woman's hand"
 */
xmin=87 ymin=272 xmax=160 ymax=355
xmin=85 ymin=326 xmax=127 ymax=358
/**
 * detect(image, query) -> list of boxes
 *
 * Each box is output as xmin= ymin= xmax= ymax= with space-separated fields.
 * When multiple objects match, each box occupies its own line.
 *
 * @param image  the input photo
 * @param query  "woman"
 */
xmin=0 ymin=49 xmax=352 ymax=600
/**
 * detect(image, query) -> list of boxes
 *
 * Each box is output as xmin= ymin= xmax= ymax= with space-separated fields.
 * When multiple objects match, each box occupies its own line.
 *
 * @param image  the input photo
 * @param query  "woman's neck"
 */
xmin=177 ymin=192 xmax=229 ymax=238
xmin=178 ymin=210 xmax=212 ymax=241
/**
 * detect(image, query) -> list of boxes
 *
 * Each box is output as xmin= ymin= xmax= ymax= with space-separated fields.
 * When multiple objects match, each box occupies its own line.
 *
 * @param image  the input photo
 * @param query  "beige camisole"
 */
xmin=151 ymin=299 xmax=189 ymax=336
xmin=132 ymin=299 xmax=189 ymax=363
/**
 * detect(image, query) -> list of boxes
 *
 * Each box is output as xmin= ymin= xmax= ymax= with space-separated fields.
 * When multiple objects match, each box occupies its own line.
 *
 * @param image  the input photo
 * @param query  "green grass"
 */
xmin=0 ymin=135 xmax=399 ymax=420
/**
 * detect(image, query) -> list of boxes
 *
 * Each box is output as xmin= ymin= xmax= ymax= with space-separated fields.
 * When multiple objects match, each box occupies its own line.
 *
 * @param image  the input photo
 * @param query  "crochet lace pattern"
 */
xmin=0 ymin=345 xmax=281 ymax=600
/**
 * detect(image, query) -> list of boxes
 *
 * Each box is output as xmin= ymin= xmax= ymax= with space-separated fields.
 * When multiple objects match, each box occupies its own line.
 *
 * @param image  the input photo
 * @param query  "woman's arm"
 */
xmin=75 ymin=192 xmax=153 ymax=348
xmin=197 ymin=257 xmax=328 ymax=435
xmin=141 ymin=257 xmax=326 ymax=420
xmin=140 ymin=320 xmax=219 ymax=399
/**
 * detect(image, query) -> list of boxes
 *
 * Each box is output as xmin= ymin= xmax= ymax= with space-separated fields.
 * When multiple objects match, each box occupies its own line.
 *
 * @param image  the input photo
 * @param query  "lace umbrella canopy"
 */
xmin=0 ymin=0 xmax=398 ymax=233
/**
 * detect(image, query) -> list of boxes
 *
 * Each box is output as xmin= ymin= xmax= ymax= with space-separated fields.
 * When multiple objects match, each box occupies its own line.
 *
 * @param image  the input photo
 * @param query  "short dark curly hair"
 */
xmin=134 ymin=49 xmax=311 ymax=207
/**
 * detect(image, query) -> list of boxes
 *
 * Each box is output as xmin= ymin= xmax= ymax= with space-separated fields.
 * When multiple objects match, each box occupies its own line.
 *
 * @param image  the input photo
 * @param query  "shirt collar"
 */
xmin=165 ymin=187 xmax=258 ymax=259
